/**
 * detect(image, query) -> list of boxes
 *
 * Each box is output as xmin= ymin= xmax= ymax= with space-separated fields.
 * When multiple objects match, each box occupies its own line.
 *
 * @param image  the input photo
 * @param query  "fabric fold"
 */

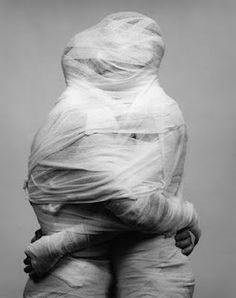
xmin=24 ymin=11 xmax=199 ymax=298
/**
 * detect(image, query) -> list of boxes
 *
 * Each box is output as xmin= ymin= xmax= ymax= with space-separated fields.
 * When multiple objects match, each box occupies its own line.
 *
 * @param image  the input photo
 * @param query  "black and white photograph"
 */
xmin=1 ymin=1 xmax=235 ymax=297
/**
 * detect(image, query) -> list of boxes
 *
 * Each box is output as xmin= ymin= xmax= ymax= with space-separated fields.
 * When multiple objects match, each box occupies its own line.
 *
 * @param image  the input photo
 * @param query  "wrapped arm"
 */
xmin=25 ymin=190 xmax=199 ymax=277
xmin=25 ymin=224 xmax=118 ymax=276
xmin=25 ymin=137 xmax=200 ymax=276
xmin=105 ymin=129 xmax=200 ymax=236
xmin=104 ymin=192 xmax=199 ymax=235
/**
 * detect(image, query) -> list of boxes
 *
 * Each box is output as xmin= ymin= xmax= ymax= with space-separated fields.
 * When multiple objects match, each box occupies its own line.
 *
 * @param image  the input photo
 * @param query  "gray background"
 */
xmin=1 ymin=0 xmax=235 ymax=297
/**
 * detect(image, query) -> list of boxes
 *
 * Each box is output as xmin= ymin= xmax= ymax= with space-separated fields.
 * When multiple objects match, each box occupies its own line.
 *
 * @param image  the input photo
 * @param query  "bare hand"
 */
xmin=175 ymin=227 xmax=199 ymax=256
xmin=23 ymin=229 xmax=43 ymax=280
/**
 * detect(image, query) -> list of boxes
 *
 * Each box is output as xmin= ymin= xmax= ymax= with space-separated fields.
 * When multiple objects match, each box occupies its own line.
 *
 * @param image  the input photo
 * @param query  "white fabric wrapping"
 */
xmin=23 ymin=11 xmax=199 ymax=298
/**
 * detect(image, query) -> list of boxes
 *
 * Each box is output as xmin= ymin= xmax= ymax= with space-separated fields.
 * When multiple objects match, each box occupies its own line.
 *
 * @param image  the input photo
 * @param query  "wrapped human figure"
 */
xmin=24 ymin=11 xmax=200 ymax=298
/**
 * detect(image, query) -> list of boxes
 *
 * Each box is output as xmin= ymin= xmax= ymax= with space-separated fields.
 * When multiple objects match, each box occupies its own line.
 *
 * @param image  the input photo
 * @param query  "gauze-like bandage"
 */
xmin=24 ymin=12 xmax=199 ymax=277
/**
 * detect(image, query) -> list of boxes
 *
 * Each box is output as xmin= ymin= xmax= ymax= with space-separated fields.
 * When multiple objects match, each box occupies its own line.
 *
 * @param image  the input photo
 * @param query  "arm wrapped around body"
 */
xmin=24 ymin=11 xmax=200 ymax=276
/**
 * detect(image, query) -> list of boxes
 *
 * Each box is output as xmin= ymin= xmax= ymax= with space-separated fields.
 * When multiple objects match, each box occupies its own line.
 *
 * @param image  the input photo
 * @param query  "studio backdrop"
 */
xmin=1 ymin=0 xmax=235 ymax=297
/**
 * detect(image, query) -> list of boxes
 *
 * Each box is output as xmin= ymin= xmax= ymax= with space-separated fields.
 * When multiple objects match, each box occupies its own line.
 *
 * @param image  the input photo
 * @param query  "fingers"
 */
xmin=24 ymin=256 xmax=31 ymax=265
xmin=24 ymin=265 xmax=33 ymax=273
xmin=24 ymin=254 xmax=33 ymax=273
xmin=24 ymin=267 xmax=41 ymax=282
xmin=31 ymin=229 xmax=43 ymax=243
xmin=175 ymin=225 xmax=201 ymax=257
xmin=23 ymin=256 xmax=41 ymax=281
xmin=181 ymin=244 xmax=194 ymax=256
xmin=36 ymin=229 xmax=43 ymax=238
xmin=175 ymin=228 xmax=195 ymax=256
xmin=23 ymin=245 xmax=43 ymax=282
xmin=176 ymin=236 xmax=192 ymax=250
xmin=175 ymin=228 xmax=190 ymax=242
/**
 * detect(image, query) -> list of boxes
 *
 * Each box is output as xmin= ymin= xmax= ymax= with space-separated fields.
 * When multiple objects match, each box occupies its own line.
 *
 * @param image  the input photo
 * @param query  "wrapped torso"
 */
xmin=24 ymin=12 xmax=198 ymax=298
